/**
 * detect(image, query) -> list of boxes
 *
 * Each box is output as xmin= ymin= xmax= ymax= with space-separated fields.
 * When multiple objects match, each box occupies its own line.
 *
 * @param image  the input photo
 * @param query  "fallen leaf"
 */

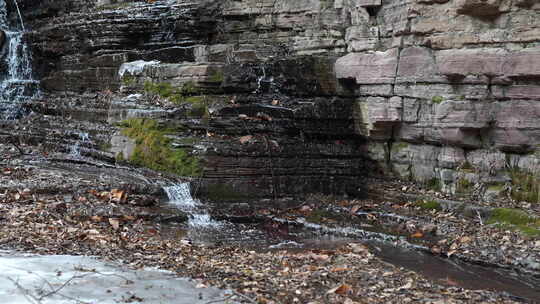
xmin=91 ymin=215 xmax=102 ymax=222
xmin=109 ymin=218 xmax=120 ymax=230
xmin=350 ymin=205 xmax=361 ymax=214
xmin=411 ymin=231 xmax=423 ymax=238
xmin=459 ymin=236 xmax=471 ymax=243
xmin=239 ymin=135 xmax=253 ymax=144
xmin=111 ymin=189 xmax=126 ymax=202
xmin=327 ymin=284 xmax=352 ymax=295
xmin=399 ymin=281 xmax=413 ymax=289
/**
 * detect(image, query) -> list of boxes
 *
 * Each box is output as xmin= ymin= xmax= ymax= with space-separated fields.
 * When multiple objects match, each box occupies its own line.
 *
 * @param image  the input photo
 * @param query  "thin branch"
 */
xmin=231 ymin=290 xmax=257 ymax=304
xmin=476 ymin=210 xmax=484 ymax=226
xmin=37 ymin=273 xmax=92 ymax=301
xmin=205 ymin=294 xmax=234 ymax=304
xmin=7 ymin=277 xmax=41 ymax=304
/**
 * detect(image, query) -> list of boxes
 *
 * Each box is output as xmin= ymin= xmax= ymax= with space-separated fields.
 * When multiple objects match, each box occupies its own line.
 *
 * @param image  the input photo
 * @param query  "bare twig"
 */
xmin=7 ymin=277 xmax=41 ymax=304
xmin=231 ymin=290 xmax=257 ymax=304
xmin=37 ymin=273 xmax=92 ymax=301
xmin=205 ymin=294 xmax=235 ymax=304
xmin=476 ymin=210 xmax=484 ymax=226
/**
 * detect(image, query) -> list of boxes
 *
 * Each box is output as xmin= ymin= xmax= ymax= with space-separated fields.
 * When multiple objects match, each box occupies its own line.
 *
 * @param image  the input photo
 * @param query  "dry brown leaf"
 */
xmin=459 ymin=236 xmax=471 ymax=243
xmin=330 ymin=267 xmax=348 ymax=272
xmin=123 ymin=215 xmax=136 ymax=221
xmin=111 ymin=189 xmax=126 ymax=202
xmin=239 ymin=135 xmax=253 ymax=144
xmin=309 ymin=253 xmax=330 ymax=261
xmin=411 ymin=231 xmax=423 ymax=238
xmin=109 ymin=218 xmax=120 ymax=230
xmin=327 ymin=283 xmax=352 ymax=295
xmin=90 ymin=215 xmax=102 ymax=222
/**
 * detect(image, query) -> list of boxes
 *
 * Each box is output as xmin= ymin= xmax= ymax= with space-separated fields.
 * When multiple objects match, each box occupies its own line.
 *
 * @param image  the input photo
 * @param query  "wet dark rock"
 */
xmin=0 ymin=30 xmax=5 ymax=49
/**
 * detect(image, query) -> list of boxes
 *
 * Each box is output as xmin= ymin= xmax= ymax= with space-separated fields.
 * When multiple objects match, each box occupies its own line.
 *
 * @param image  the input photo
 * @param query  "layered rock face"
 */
xmin=13 ymin=0 xmax=540 ymax=198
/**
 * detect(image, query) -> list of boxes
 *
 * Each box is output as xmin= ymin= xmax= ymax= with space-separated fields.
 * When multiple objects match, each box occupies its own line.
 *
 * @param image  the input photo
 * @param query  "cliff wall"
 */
xmin=11 ymin=0 xmax=540 ymax=199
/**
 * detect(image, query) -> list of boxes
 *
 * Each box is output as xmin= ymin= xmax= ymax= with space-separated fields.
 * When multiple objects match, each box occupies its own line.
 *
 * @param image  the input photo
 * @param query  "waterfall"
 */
xmin=0 ymin=0 xmax=39 ymax=120
xmin=163 ymin=183 xmax=220 ymax=228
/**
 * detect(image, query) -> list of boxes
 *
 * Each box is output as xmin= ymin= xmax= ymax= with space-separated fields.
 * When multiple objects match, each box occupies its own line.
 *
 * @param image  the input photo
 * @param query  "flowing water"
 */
xmin=0 ymin=0 xmax=39 ymax=119
xmin=156 ymin=186 xmax=540 ymax=302
xmin=163 ymin=183 xmax=220 ymax=228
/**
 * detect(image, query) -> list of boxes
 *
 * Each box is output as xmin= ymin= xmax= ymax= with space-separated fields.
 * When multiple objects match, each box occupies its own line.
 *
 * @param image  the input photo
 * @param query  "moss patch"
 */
xmin=143 ymin=81 xmax=201 ymax=104
xmin=425 ymin=178 xmax=442 ymax=192
xmin=122 ymin=75 xmax=136 ymax=86
xmin=456 ymin=178 xmax=473 ymax=194
xmin=392 ymin=142 xmax=409 ymax=152
xmin=415 ymin=200 xmax=442 ymax=211
xmin=208 ymin=70 xmax=224 ymax=83
xmin=509 ymin=169 xmax=540 ymax=204
xmin=487 ymin=208 xmax=540 ymax=237
xmin=431 ymin=96 xmax=444 ymax=104
xmin=459 ymin=161 xmax=475 ymax=173
xmin=119 ymin=118 xmax=201 ymax=177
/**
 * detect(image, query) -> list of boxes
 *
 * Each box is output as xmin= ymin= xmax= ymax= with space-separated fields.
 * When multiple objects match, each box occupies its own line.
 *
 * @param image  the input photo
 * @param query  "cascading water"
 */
xmin=0 ymin=0 xmax=39 ymax=119
xmin=163 ymin=183 xmax=220 ymax=228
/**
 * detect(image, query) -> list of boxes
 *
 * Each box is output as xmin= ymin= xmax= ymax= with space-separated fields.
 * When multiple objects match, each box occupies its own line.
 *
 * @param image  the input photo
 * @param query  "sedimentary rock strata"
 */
xmin=9 ymin=0 xmax=540 ymax=198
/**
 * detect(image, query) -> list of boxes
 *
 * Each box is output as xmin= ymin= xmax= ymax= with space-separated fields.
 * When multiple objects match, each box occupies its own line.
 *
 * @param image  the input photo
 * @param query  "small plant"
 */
xmin=143 ymin=81 xmax=201 ymax=104
xmin=487 ymin=208 xmax=540 ymax=237
xmin=425 ymin=177 xmax=442 ymax=192
xmin=415 ymin=200 xmax=442 ymax=211
xmin=431 ymin=96 xmax=444 ymax=104
xmin=508 ymin=169 xmax=540 ymax=204
xmin=122 ymin=75 xmax=136 ymax=86
xmin=188 ymin=103 xmax=209 ymax=119
xmin=208 ymin=70 xmax=224 ymax=83
xmin=392 ymin=141 xmax=409 ymax=152
xmin=99 ymin=142 xmax=112 ymax=151
xmin=456 ymin=178 xmax=473 ymax=194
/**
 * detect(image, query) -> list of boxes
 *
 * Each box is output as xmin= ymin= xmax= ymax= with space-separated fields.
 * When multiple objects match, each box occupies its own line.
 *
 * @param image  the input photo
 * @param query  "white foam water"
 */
xmin=0 ymin=0 xmax=39 ymax=119
xmin=163 ymin=183 xmax=220 ymax=228
xmin=118 ymin=60 xmax=160 ymax=78
xmin=69 ymin=132 xmax=90 ymax=158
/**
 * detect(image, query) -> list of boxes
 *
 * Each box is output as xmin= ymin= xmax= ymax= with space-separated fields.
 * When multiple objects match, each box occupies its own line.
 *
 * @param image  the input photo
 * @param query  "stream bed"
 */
xmin=158 ymin=184 xmax=540 ymax=303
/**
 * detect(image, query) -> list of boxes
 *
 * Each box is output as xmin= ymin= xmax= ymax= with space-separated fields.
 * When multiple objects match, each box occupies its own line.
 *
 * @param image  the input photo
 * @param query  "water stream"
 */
xmin=156 ymin=188 xmax=540 ymax=302
xmin=0 ymin=0 xmax=39 ymax=119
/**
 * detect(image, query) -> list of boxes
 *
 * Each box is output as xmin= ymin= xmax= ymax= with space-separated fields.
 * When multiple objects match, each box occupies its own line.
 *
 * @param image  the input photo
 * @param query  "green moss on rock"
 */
xmin=456 ymin=178 xmax=473 ymax=194
xmin=143 ymin=81 xmax=201 ymax=105
xmin=431 ymin=96 xmax=444 ymax=104
xmin=415 ymin=200 xmax=442 ymax=211
xmin=509 ymin=169 xmax=539 ymax=204
xmin=425 ymin=178 xmax=442 ymax=192
xmin=120 ymin=118 xmax=201 ymax=177
xmin=488 ymin=208 xmax=540 ymax=237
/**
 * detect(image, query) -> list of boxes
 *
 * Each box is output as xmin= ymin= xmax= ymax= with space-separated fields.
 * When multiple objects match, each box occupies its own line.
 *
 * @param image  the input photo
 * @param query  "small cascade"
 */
xmin=70 ymin=132 xmax=90 ymax=158
xmin=254 ymin=65 xmax=280 ymax=94
xmin=0 ymin=0 xmax=39 ymax=120
xmin=163 ymin=183 xmax=220 ymax=228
